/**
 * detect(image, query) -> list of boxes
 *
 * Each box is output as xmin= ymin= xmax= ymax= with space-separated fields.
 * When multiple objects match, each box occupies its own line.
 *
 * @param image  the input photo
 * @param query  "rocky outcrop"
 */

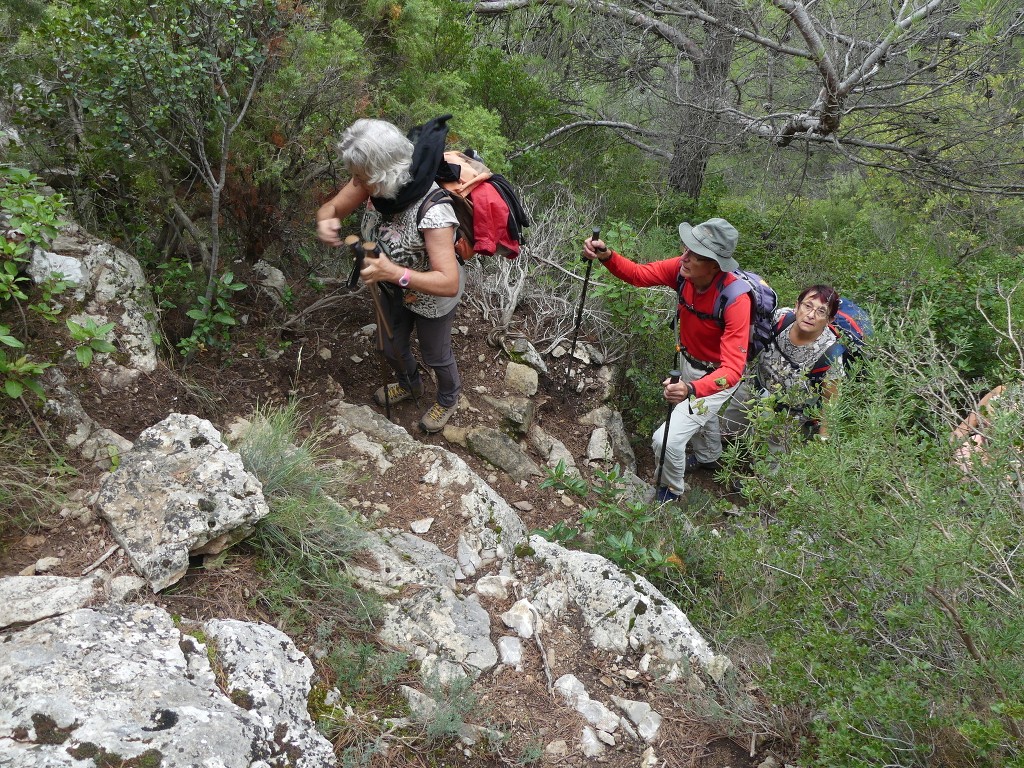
xmin=97 ymin=413 xmax=269 ymax=591
xmin=0 ymin=584 xmax=333 ymax=768
xmin=31 ymin=223 xmax=159 ymax=376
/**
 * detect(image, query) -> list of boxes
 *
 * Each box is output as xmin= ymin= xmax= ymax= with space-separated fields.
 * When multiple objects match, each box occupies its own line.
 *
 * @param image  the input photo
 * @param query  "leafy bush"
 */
xmin=691 ymin=308 xmax=1024 ymax=766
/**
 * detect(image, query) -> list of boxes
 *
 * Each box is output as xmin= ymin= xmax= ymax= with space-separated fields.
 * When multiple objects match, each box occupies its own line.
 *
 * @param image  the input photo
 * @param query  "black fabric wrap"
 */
xmin=370 ymin=114 xmax=452 ymax=216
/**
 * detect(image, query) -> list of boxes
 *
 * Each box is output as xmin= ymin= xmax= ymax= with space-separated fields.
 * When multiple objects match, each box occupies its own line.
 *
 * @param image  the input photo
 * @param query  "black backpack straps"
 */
xmin=807 ymin=341 xmax=845 ymax=385
xmin=416 ymin=187 xmax=453 ymax=224
xmin=677 ymin=272 xmax=727 ymax=323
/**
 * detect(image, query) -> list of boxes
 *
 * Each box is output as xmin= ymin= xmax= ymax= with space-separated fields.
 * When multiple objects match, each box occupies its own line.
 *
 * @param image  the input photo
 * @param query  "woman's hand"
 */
xmin=359 ymin=251 xmax=401 ymax=285
xmin=316 ymin=218 xmax=343 ymax=247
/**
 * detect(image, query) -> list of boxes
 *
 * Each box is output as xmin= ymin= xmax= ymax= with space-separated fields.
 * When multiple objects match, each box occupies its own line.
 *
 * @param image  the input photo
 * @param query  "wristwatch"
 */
xmin=398 ymin=268 xmax=411 ymax=288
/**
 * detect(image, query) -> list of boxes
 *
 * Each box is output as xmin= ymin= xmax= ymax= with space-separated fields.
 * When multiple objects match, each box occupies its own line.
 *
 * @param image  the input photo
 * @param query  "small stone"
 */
xmin=459 ymin=326 xmax=469 ymax=335
xmin=349 ymin=355 xmax=363 ymax=364
xmin=319 ymin=348 xmax=332 ymax=360
xmin=544 ymin=739 xmax=568 ymax=757
xmin=477 ymin=354 xmax=486 ymax=363
xmin=34 ymin=557 xmax=62 ymax=573
xmin=410 ymin=517 xmax=434 ymax=534
xmin=560 ymin=495 xmax=575 ymax=508
xmin=513 ymin=501 xmax=534 ymax=512
xmin=23 ymin=535 xmax=46 ymax=549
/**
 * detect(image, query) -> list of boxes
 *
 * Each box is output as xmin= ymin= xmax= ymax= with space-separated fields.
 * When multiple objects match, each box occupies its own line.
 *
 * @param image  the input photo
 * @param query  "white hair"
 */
xmin=337 ymin=119 xmax=413 ymax=199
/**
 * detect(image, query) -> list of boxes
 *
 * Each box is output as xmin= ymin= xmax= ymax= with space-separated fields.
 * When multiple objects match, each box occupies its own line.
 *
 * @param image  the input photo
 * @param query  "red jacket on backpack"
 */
xmin=468 ymin=182 xmax=520 ymax=257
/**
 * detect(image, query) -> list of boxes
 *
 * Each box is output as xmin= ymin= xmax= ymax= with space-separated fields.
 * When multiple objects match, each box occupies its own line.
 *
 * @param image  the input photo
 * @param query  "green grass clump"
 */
xmin=0 ymin=425 xmax=71 ymax=534
xmin=236 ymin=401 xmax=373 ymax=635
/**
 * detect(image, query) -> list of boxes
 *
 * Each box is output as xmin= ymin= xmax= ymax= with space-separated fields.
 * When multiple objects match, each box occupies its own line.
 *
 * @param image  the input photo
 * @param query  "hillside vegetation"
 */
xmin=3 ymin=0 xmax=1023 ymax=765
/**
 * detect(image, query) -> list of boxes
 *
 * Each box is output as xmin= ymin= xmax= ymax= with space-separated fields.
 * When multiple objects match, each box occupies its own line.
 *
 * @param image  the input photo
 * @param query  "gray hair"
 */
xmin=337 ymin=119 xmax=413 ymax=199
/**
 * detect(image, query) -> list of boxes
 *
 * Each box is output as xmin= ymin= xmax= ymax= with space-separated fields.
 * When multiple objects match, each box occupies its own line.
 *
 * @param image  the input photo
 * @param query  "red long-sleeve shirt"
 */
xmin=602 ymin=251 xmax=751 ymax=398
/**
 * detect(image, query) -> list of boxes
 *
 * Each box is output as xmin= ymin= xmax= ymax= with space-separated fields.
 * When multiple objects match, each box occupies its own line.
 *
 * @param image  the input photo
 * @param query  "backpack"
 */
xmin=677 ymin=269 xmax=779 ymax=363
xmin=832 ymin=297 xmax=872 ymax=365
xmin=417 ymin=150 xmax=529 ymax=263
xmin=772 ymin=297 xmax=872 ymax=386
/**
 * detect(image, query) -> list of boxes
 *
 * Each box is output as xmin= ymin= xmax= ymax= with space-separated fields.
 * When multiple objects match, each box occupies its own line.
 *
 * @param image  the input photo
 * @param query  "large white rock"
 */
xmin=0 ymin=574 xmax=107 ymax=630
xmin=97 ymin=413 xmax=269 ymax=591
xmin=525 ymin=536 xmax=728 ymax=681
xmin=0 ymin=603 xmax=334 ymax=767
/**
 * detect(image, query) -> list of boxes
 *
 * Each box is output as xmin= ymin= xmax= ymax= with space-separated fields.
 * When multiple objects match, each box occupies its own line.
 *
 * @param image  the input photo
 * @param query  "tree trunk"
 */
xmin=667 ymin=15 xmax=736 ymax=200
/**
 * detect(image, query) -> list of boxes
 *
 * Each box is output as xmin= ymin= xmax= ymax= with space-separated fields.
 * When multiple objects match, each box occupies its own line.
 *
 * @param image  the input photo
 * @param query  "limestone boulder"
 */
xmin=0 ymin=603 xmax=334 ymax=767
xmin=97 ymin=413 xmax=269 ymax=591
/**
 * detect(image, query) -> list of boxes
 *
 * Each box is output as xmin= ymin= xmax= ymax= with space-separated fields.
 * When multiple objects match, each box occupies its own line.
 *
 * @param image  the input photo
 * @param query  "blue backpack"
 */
xmin=677 ymin=269 xmax=779 ymax=362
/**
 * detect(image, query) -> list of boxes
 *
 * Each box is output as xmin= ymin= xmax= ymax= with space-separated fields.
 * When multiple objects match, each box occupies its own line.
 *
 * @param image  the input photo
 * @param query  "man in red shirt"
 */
xmin=583 ymin=219 xmax=750 ymax=501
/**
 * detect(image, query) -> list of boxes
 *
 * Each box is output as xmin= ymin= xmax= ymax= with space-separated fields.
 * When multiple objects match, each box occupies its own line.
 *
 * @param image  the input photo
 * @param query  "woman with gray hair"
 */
xmin=315 ymin=116 xmax=463 ymax=433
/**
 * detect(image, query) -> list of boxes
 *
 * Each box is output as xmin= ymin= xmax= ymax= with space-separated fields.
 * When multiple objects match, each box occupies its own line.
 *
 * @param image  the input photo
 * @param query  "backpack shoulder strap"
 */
xmin=770 ymin=314 xmax=805 ymax=372
xmin=678 ymin=272 xmax=733 ymax=325
xmin=806 ymin=341 xmax=845 ymax=387
xmin=416 ymin=187 xmax=456 ymax=230
xmin=775 ymin=311 xmax=796 ymax=335
xmin=713 ymin=272 xmax=754 ymax=323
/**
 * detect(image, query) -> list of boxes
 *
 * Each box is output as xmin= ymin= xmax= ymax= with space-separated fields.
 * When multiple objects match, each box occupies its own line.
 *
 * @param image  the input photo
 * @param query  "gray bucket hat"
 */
xmin=678 ymin=218 xmax=739 ymax=272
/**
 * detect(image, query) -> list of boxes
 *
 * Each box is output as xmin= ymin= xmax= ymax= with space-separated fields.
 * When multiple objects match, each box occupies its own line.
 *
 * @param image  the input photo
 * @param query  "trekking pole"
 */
xmin=654 ymin=370 xmax=682 ymax=490
xmin=347 ymin=238 xmax=395 ymax=422
xmin=564 ymin=228 xmax=603 ymax=391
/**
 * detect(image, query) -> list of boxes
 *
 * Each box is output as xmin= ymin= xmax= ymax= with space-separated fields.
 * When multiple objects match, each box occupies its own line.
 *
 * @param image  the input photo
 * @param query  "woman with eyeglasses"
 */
xmin=700 ymin=284 xmax=846 ymax=462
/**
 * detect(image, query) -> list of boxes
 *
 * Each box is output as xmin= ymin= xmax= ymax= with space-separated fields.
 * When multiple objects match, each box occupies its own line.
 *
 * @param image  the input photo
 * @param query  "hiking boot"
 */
xmin=419 ymin=401 xmax=458 ymax=433
xmin=685 ymin=454 xmax=720 ymax=473
xmin=373 ymin=381 xmax=423 ymax=407
xmin=654 ymin=486 xmax=681 ymax=503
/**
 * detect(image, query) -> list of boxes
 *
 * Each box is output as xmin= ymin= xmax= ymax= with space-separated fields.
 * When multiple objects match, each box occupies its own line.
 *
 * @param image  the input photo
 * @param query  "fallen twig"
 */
xmin=82 ymin=544 xmax=120 ymax=575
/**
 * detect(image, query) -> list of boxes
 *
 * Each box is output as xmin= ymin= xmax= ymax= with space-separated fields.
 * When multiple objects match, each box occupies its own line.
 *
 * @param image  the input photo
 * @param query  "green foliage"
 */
xmin=0 ymin=168 xmax=70 ymax=401
xmin=686 ymin=310 xmax=1024 ymax=766
xmin=178 ymin=272 xmax=247 ymax=356
xmin=66 ymin=318 xmax=117 ymax=368
xmin=420 ymin=672 xmax=479 ymax=742
xmin=538 ymin=460 xmax=588 ymax=497
xmin=0 ymin=333 xmax=46 ymax=404
xmin=237 ymin=402 xmax=374 ymax=634
xmin=323 ymin=637 xmax=408 ymax=703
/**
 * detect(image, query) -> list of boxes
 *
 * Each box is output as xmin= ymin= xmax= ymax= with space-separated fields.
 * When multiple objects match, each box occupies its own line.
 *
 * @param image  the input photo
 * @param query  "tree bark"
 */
xmin=667 ymin=10 xmax=736 ymax=199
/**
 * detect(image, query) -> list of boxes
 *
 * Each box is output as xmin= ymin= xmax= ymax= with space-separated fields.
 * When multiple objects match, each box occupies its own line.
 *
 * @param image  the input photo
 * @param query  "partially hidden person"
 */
xmin=315 ymin=116 xmax=462 ymax=433
xmin=950 ymin=384 xmax=1021 ymax=472
xmin=583 ymin=219 xmax=750 ymax=502
xmin=702 ymin=284 xmax=847 ymax=459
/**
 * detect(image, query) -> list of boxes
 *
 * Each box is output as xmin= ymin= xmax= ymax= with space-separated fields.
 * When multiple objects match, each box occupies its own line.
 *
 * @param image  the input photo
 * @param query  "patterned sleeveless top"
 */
xmin=361 ymin=184 xmax=462 ymax=319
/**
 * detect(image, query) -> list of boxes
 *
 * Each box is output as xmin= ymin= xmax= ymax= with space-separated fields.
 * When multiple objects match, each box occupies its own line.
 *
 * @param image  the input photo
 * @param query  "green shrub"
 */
xmin=697 ymin=308 xmax=1024 ymax=766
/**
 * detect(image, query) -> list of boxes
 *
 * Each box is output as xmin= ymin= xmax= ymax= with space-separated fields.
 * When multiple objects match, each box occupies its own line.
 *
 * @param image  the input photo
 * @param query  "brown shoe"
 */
xmin=373 ymin=381 xmax=423 ymax=407
xmin=419 ymin=401 xmax=457 ymax=433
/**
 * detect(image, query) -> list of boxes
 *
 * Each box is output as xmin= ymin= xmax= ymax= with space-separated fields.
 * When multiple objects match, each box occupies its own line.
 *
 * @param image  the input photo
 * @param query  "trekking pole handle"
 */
xmin=668 ymin=370 xmax=681 ymax=385
xmin=363 ymin=242 xmax=383 ymax=259
xmin=346 ymin=235 xmax=363 ymax=288
xmin=592 ymin=228 xmax=607 ymax=253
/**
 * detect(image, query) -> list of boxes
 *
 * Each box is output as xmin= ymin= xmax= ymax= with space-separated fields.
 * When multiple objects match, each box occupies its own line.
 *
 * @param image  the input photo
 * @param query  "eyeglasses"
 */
xmin=798 ymin=301 xmax=830 ymax=319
